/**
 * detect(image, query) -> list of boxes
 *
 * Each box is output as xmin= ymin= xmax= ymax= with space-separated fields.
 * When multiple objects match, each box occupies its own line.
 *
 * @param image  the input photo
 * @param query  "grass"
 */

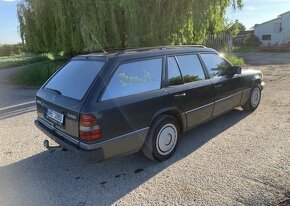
xmin=232 ymin=47 xmax=258 ymax=53
xmin=13 ymin=60 xmax=67 ymax=86
xmin=224 ymin=53 xmax=245 ymax=66
xmin=0 ymin=52 xmax=68 ymax=70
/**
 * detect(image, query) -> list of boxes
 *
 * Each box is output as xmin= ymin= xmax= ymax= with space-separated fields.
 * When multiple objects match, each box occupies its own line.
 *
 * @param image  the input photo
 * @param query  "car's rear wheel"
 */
xmin=142 ymin=115 xmax=180 ymax=161
xmin=243 ymin=83 xmax=262 ymax=111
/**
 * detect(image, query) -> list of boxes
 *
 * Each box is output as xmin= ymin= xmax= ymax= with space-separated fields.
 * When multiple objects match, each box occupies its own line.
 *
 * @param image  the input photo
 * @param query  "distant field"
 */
xmin=0 ymin=53 xmax=68 ymax=70
xmin=0 ymin=54 xmax=49 ymax=70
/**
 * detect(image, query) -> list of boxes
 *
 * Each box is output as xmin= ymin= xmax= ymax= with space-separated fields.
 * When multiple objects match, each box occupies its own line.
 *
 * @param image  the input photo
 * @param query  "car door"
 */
xmin=199 ymin=53 xmax=243 ymax=117
xmin=96 ymin=57 xmax=169 ymax=144
xmin=166 ymin=54 xmax=215 ymax=130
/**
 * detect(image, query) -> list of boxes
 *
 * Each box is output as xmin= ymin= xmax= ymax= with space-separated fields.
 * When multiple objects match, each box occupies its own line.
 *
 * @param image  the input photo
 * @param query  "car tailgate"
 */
xmin=36 ymin=93 xmax=82 ymax=143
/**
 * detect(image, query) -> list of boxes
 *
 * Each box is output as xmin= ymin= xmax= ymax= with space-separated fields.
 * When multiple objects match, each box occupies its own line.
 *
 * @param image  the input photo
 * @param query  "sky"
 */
xmin=0 ymin=0 xmax=290 ymax=44
xmin=227 ymin=0 xmax=290 ymax=29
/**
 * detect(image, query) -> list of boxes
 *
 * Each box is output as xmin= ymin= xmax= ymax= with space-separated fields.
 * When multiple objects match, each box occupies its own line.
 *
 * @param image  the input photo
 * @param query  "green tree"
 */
xmin=17 ymin=0 xmax=243 ymax=55
xmin=227 ymin=20 xmax=246 ymax=36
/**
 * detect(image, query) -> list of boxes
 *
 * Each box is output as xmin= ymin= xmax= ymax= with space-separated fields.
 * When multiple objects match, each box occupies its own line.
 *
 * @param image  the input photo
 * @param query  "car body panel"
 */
xmin=35 ymin=46 xmax=265 ymax=161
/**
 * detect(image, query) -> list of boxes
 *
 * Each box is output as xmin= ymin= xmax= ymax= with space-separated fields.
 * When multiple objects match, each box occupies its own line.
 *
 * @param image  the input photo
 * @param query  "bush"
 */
xmin=225 ymin=54 xmax=245 ymax=66
xmin=0 ymin=44 xmax=24 ymax=56
xmin=244 ymin=35 xmax=261 ymax=47
xmin=13 ymin=60 xmax=66 ymax=86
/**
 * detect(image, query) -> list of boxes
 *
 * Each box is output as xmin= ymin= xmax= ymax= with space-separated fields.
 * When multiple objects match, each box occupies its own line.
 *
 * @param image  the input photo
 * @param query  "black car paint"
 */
xmin=35 ymin=47 xmax=264 ymax=161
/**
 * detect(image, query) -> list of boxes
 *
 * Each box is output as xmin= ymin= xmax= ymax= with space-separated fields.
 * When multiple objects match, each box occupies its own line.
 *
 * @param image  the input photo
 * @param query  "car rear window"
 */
xmin=45 ymin=60 xmax=105 ymax=100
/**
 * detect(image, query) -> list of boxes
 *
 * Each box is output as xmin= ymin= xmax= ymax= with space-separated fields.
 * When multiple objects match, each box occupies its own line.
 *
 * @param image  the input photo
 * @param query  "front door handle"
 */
xmin=174 ymin=93 xmax=187 ymax=98
xmin=215 ymin=83 xmax=223 ymax=88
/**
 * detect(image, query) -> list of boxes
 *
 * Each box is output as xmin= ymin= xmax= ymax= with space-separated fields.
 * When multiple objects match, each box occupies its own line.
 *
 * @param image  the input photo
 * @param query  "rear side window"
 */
xmin=45 ymin=60 xmax=105 ymax=100
xmin=102 ymin=58 xmax=162 ymax=101
xmin=168 ymin=57 xmax=183 ymax=86
xmin=200 ymin=53 xmax=231 ymax=77
xmin=176 ymin=54 xmax=205 ymax=83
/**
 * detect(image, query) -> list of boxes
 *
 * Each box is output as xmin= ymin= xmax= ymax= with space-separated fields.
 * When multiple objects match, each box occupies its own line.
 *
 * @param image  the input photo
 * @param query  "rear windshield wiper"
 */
xmin=46 ymin=88 xmax=62 ymax=95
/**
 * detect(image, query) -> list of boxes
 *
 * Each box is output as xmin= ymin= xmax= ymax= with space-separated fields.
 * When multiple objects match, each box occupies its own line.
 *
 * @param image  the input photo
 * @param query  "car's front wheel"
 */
xmin=243 ymin=83 xmax=262 ymax=111
xmin=142 ymin=115 xmax=180 ymax=161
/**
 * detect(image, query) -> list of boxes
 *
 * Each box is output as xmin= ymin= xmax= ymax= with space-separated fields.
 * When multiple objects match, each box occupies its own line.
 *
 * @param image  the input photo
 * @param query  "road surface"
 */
xmin=0 ymin=56 xmax=289 ymax=205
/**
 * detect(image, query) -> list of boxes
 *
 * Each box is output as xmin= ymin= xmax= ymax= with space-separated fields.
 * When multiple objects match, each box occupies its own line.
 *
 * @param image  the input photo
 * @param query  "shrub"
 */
xmin=13 ymin=60 xmax=66 ymax=86
xmin=0 ymin=44 xmax=24 ymax=56
xmin=225 ymin=54 xmax=245 ymax=66
xmin=244 ymin=35 xmax=261 ymax=47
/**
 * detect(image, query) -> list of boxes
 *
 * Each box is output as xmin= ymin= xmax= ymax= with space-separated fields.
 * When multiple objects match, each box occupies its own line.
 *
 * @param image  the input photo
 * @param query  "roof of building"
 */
xmin=254 ymin=10 xmax=290 ymax=28
xmin=278 ymin=10 xmax=290 ymax=17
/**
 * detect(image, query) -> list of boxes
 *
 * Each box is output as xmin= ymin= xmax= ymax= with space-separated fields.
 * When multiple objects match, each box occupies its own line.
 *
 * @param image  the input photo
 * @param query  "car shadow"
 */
xmin=0 ymin=108 xmax=251 ymax=206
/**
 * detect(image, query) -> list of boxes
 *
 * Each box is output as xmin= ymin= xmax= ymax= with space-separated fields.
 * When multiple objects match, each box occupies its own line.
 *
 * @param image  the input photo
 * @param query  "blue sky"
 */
xmin=0 ymin=0 xmax=290 ymax=44
xmin=0 ymin=0 xmax=20 ymax=44
xmin=227 ymin=0 xmax=290 ymax=29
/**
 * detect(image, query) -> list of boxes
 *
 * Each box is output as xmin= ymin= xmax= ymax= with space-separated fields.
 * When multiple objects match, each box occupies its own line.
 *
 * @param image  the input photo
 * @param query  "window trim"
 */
xmin=43 ymin=58 xmax=107 ymax=102
xmin=198 ymin=52 xmax=233 ymax=78
xmin=166 ymin=55 xmax=184 ymax=87
xmin=166 ymin=53 xmax=208 ymax=87
xmin=99 ymin=56 xmax=165 ymax=102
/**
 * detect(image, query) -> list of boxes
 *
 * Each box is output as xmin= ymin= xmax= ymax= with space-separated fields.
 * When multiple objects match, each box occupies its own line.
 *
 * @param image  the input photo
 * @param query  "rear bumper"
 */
xmin=35 ymin=120 xmax=104 ymax=162
xmin=35 ymin=119 xmax=149 ymax=162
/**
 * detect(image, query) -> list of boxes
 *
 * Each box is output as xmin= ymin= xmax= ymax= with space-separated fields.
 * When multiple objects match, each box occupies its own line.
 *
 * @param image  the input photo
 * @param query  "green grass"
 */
xmin=13 ymin=60 xmax=67 ymax=86
xmin=0 ymin=52 xmax=68 ymax=70
xmin=232 ymin=47 xmax=258 ymax=53
xmin=225 ymin=53 xmax=245 ymax=66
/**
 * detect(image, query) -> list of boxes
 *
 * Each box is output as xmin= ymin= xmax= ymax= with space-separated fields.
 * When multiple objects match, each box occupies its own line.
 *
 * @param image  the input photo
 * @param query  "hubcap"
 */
xmin=251 ymin=87 xmax=261 ymax=107
xmin=156 ymin=123 xmax=178 ymax=155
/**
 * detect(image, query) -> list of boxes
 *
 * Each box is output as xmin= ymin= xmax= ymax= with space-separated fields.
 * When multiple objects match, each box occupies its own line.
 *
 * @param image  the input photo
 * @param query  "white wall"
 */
xmin=254 ymin=12 xmax=290 ymax=46
xmin=254 ymin=18 xmax=282 ymax=46
xmin=281 ymin=12 xmax=290 ymax=44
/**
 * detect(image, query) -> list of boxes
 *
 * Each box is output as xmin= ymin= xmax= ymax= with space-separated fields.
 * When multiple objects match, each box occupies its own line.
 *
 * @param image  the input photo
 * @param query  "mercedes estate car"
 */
xmin=35 ymin=45 xmax=265 ymax=162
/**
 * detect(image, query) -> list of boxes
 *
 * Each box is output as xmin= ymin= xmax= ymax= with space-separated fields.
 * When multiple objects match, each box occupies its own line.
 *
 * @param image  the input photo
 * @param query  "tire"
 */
xmin=142 ymin=115 xmax=180 ymax=162
xmin=242 ymin=83 xmax=262 ymax=111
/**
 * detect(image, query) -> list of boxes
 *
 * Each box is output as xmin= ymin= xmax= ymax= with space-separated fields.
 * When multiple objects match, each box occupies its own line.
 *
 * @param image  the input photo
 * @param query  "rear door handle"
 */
xmin=215 ymin=83 xmax=223 ymax=88
xmin=174 ymin=93 xmax=187 ymax=98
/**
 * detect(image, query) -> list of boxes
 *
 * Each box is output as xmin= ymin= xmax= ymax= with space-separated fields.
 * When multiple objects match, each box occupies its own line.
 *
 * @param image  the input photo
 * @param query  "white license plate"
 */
xmin=46 ymin=108 xmax=64 ymax=124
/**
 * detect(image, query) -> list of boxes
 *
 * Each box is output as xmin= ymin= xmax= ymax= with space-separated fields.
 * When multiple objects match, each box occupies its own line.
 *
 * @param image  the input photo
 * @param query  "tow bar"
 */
xmin=43 ymin=140 xmax=66 ymax=151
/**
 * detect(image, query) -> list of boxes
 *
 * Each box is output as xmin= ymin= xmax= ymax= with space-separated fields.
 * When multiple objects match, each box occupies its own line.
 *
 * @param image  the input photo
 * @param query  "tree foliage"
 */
xmin=227 ymin=20 xmax=246 ymax=36
xmin=17 ymin=0 xmax=243 ymax=55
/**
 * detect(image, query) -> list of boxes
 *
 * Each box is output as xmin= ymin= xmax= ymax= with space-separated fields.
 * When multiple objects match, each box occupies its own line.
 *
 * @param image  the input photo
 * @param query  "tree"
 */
xmin=227 ymin=20 xmax=246 ymax=36
xmin=17 ymin=0 xmax=243 ymax=55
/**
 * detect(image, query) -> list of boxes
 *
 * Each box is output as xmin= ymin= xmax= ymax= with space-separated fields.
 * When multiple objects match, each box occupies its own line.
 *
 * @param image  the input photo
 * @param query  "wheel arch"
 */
xmin=251 ymin=74 xmax=262 ymax=87
xmin=150 ymin=107 xmax=186 ymax=133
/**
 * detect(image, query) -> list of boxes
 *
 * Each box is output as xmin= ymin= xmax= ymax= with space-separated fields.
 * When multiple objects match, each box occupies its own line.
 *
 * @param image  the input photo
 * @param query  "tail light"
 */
xmin=79 ymin=114 xmax=102 ymax=142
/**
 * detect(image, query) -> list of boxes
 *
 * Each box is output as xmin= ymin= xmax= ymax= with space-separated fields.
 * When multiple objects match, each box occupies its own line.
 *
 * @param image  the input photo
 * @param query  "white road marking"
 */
xmin=0 ymin=106 xmax=36 ymax=119
xmin=0 ymin=101 xmax=35 ymax=111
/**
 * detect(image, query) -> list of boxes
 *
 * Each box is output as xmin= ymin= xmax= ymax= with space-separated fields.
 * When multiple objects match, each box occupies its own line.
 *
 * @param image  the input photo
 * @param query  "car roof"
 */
xmin=74 ymin=45 xmax=217 ymax=61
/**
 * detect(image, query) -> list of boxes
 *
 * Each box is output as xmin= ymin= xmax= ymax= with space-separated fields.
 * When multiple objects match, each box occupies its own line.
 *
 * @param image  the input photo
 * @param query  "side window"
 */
xmin=200 ymin=53 xmax=231 ymax=77
xmin=168 ymin=57 xmax=183 ymax=86
xmin=176 ymin=54 xmax=205 ymax=83
xmin=102 ymin=58 xmax=162 ymax=101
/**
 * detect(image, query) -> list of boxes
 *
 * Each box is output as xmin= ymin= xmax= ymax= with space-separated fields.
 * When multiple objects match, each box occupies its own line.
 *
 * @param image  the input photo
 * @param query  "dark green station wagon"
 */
xmin=35 ymin=46 xmax=265 ymax=162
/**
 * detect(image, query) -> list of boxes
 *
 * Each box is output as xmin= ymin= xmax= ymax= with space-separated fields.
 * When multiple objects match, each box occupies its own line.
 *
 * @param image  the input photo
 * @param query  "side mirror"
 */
xmin=230 ymin=66 xmax=242 ymax=75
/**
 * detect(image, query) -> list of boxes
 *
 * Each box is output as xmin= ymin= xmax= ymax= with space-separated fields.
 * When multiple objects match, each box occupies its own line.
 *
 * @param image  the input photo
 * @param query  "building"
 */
xmin=254 ymin=11 xmax=290 ymax=46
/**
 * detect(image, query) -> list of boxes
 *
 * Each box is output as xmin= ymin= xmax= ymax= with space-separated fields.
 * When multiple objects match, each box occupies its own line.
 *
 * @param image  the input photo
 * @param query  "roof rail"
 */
xmin=122 ymin=45 xmax=207 ymax=53
xmin=123 ymin=46 xmax=168 ymax=53
xmin=172 ymin=45 xmax=207 ymax=48
xmin=85 ymin=45 xmax=208 ymax=55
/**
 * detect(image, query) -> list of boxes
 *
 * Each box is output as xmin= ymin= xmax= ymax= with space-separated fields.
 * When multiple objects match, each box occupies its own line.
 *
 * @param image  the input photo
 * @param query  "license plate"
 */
xmin=46 ymin=108 xmax=64 ymax=125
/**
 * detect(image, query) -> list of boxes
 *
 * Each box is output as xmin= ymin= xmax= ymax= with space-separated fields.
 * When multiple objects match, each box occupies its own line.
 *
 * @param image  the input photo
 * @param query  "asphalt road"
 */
xmin=0 ymin=66 xmax=38 ymax=108
xmin=0 ymin=57 xmax=290 ymax=205
xmin=0 ymin=66 xmax=38 ymax=119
